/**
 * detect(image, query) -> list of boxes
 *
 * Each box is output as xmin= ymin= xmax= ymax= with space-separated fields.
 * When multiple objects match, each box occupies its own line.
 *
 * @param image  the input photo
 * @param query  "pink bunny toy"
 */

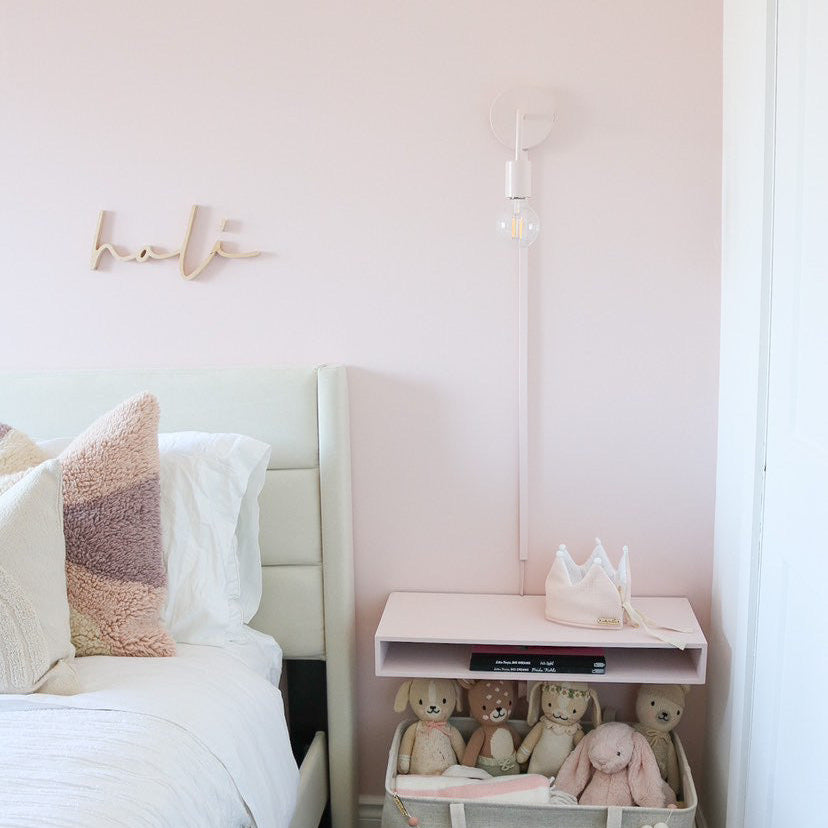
xmin=551 ymin=722 xmax=676 ymax=809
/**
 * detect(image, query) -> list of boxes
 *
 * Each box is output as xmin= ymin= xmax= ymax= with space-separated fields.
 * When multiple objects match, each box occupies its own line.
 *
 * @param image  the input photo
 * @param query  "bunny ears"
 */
xmin=393 ymin=678 xmax=464 ymax=714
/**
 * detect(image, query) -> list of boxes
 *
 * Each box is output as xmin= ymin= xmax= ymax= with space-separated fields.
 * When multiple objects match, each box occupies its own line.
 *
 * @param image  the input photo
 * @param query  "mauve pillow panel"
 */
xmin=0 ymin=393 xmax=175 ymax=657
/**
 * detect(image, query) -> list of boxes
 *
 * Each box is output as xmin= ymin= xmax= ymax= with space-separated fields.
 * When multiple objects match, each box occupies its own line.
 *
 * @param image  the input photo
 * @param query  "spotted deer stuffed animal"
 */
xmin=459 ymin=679 xmax=522 ymax=776
xmin=516 ymin=681 xmax=601 ymax=778
xmin=394 ymin=678 xmax=466 ymax=775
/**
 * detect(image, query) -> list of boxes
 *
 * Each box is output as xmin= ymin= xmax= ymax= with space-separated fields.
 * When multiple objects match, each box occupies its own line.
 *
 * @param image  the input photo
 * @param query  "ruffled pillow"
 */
xmin=0 ymin=394 xmax=175 ymax=657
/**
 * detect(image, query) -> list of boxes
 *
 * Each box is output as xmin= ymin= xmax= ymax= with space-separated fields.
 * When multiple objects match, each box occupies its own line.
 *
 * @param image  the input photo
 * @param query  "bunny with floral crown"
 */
xmin=516 ymin=681 xmax=601 ymax=778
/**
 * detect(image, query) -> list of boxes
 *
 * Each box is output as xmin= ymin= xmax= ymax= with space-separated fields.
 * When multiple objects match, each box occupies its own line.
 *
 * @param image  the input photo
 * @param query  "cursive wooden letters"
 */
xmin=91 ymin=206 xmax=260 ymax=280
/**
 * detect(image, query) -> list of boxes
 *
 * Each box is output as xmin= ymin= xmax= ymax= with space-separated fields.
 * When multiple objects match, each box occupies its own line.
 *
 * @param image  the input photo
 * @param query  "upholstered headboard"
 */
xmin=0 ymin=365 xmax=356 ymax=828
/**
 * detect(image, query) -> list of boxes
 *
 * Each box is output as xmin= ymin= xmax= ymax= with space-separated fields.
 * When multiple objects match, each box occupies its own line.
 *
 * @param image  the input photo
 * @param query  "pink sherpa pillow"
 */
xmin=0 ymin=394 xmax=175 ymax=657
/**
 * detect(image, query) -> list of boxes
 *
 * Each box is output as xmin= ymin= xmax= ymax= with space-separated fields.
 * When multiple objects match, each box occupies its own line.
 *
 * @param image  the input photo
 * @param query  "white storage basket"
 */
xmin=382 ymin=718 xmax=697 ymax=828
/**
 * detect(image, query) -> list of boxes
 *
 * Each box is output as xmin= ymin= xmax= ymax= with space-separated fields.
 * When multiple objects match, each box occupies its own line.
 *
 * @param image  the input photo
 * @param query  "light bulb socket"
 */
xmin=505 ymin=157 xmax=532 ymax=199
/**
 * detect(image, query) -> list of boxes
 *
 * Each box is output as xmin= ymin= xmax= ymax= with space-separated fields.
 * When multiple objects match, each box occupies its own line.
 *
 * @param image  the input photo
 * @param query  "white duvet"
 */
xmin=0 ymin=644 xmax=300 ymax=828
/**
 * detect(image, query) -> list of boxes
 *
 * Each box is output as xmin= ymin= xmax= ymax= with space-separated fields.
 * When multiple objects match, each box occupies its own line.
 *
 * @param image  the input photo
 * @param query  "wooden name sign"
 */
xmin=91 ymin=205 xmax=260 ymax=280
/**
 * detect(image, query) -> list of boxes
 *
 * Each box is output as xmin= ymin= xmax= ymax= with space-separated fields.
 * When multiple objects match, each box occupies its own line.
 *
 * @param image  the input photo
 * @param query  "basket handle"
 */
xmin=449 ymin=803 xmax=467 ymax=828
xmin=447 ymin=801 xmax=636 ymax=828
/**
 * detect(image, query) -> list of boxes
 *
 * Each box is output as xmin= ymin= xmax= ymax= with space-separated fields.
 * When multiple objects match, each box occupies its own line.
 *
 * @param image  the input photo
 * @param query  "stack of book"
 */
xmin=468 ymin=645 xmax=606 ymax=674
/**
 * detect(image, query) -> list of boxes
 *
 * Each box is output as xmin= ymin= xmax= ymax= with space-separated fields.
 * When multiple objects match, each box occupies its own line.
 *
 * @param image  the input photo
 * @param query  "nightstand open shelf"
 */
xmin=375 ymin=592 xmax=707 ymax=684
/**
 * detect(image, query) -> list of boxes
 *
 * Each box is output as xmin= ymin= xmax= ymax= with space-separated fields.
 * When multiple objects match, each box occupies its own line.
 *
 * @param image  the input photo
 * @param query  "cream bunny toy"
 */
xmin=516 ymin=681 xmax=601 ymax=777
xmin=633 ymin=683 xmax=689 ymax=796
xmin=393 ymin=678 xmax=465 ymax=775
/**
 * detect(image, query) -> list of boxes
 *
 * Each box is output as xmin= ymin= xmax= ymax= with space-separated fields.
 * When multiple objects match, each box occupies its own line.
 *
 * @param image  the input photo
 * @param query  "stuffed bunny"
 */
xmin=393 ymin=678 xmax=466 ymax=774
xmin=516 ymin=681 xmax=601 ymax=777
xmin=633 ymin=683 xmax=689 ymax=796
xmin=552 ymin=721 xmax=674 ymax=808
xmin=459 ymin=679 xmax=521 ymax=776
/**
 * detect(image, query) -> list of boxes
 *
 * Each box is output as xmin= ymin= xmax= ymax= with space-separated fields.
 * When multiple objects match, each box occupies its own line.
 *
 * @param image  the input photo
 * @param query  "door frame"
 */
xmin=708 ymin=1 xmax=778 ymax=825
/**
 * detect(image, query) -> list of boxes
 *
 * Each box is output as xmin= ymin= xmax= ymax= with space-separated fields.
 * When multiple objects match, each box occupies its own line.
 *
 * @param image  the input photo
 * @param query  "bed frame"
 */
xmin=0 ymin=365 xmax=357 ymax=828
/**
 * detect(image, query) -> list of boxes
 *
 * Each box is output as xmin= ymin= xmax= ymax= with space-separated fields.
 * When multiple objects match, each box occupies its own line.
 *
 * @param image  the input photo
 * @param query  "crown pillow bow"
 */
xmin=545 ymin=539 xmax=689 ymax=648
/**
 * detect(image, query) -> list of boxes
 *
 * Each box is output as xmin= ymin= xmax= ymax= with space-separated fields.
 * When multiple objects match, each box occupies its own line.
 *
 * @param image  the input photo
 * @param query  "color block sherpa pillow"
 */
xmin=0 ymin=394 xmax=175 ymax=657
xmin=0 ymin=459 xmax=77 ymax=694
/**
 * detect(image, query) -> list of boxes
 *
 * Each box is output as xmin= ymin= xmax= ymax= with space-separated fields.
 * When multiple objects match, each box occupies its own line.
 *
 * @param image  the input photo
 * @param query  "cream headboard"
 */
xmin=0 ymin=365 xmax=357 ymax=828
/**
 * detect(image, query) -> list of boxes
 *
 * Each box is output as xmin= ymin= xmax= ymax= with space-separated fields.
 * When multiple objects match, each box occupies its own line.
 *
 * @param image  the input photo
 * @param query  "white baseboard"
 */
xmin=361 ymin=793 xmax=709 ymax=828
xmin=359 ymin=794 xmax=384 ymax=828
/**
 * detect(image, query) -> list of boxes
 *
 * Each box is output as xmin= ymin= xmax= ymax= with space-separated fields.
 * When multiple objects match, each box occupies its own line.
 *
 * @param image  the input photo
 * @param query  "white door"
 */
xmin=743 ymin=1 xmax=828 ymax=824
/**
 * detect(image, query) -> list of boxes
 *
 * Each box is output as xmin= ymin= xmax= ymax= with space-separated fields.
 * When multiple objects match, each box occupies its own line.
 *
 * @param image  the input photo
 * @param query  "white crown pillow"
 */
xmin=0 ymin=459 xmax=77 ymax=695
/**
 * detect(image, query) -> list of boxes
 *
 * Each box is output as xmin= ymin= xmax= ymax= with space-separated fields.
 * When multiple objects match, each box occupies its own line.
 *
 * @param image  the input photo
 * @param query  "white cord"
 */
xmin=518 ymin=244 xmax=529 ymax=595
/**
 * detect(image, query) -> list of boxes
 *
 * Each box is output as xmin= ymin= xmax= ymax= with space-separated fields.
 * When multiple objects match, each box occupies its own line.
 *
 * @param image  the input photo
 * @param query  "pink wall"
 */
xmin=0 ymin=1 xmax=722 ymax=798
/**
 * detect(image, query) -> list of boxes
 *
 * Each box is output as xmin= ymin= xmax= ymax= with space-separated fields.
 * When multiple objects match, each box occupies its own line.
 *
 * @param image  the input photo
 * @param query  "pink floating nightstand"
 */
xmin=374 ymin=592 xmax=707 ymax=684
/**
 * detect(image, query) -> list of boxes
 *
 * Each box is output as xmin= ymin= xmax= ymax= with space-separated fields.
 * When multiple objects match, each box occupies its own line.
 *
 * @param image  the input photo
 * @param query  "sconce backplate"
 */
xmin=490 ymin=86 xmax=556 ymax=150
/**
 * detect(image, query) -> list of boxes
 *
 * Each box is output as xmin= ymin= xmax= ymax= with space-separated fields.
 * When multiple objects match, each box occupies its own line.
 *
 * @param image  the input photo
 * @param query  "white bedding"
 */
xmin=0 ymin=645 xmax=300 ymax=828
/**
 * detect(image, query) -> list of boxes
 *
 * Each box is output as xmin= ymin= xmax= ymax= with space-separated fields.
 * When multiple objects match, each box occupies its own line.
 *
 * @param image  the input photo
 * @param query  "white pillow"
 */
xmin=0 ymin=460 xmax=77 ymax=695
xmin=158 ymin=432 xmax=270 ymax=643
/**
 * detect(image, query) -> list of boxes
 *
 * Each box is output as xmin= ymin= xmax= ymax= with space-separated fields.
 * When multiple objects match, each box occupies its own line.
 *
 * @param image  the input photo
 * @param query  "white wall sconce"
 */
xmin=490 ymin=87 xmax=555 ymax=594
xmin=491 ymin=87 xmax=554 ymax=247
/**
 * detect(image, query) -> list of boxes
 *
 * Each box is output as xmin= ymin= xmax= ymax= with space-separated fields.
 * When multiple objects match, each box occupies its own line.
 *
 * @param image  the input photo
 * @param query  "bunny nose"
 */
xmin=428 ymin=705 xmax=439 ymax=713
xmin=657 ymin=710 xmax=670 ymax=721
